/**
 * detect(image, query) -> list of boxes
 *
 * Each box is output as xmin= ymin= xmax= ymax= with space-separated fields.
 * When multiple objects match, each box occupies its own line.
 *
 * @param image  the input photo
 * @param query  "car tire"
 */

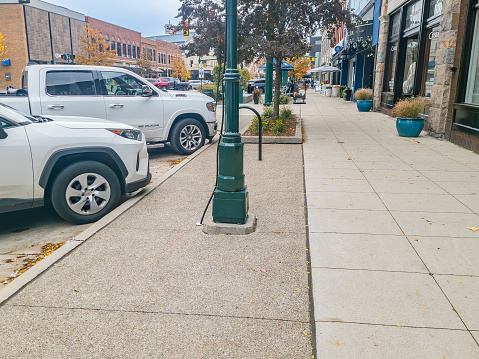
xmin=50 ymin=161 xmax=121 ymax=224
xmin=161 ymin=85 xmax=167 ymax=91
xmin=260 ymin=87 xmax=265 ymax=94
xmin=170 ymin=118 xmax=205 ymax=155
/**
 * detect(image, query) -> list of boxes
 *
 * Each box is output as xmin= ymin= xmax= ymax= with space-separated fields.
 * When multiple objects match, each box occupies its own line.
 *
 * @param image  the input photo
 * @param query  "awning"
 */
xmin=258 ymin=59 xmax=294 ymax=70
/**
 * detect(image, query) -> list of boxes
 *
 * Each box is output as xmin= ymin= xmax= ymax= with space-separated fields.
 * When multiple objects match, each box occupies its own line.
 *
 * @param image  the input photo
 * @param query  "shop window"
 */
xmin=384 ymin=42 xmax=398 ymax=92
xmin=402 ymin=37 xmax=419 ymax=95
xmin=421 ymin=27 xmax=440 ymax=97
xmin=428 ymin=0 xmax=443 ymax=19
xmin=465 ymin=16 xmax=479 ymax=104
xmin=111 ymin=41 xmax=116 ymax=51
xmin=390 ymin=14 xmax=400 ymax=38
xmin=404 ymin=1 xmax=422 ymax=30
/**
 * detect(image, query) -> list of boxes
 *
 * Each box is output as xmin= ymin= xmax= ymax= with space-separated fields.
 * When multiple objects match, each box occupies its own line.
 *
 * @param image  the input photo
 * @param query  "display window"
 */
xmin=465 ymin=16 xmax=479 ymax=105
xmin=402 ymin=37 xmax=419 ymax=95
xmin=385 ymin=43 xmax=398 ymax=92
xmin=421 ymin=27 xmax=440 ymax=97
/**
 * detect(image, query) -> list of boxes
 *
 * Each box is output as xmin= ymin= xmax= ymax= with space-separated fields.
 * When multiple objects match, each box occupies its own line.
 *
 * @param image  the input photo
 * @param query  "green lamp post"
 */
xmin=264 ymin=60 xmax=273 ymax=106
xmin=211 ymin=0 xmax=249 ymax=224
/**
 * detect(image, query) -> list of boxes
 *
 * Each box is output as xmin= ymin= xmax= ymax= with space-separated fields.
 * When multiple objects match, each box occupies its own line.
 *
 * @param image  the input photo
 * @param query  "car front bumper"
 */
xmin=126 ymin=171 xmax=152 ymax=193
xmin=207 ymin=121 xmax=218 ymax=138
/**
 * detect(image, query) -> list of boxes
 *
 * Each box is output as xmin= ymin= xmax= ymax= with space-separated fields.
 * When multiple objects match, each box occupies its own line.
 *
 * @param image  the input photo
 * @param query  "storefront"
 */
xmin=381 ymin=0 xmax=442 ymax=108
xmin=453 ymin=0 xmax=479 ymax=137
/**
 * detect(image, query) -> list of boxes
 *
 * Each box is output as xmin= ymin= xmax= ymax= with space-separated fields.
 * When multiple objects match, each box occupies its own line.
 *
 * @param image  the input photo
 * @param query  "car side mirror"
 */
xmin=142 ymin=85 xmax=153 ymax=97
xmin=0 ymin=127 xmax=8 ymax=139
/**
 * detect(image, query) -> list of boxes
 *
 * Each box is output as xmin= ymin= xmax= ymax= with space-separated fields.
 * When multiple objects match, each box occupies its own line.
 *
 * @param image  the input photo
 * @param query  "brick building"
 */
xmin=0 ymin=0 xmax=85 ymax=90
xmin=141 ymin=37 xmax=182 ymax=77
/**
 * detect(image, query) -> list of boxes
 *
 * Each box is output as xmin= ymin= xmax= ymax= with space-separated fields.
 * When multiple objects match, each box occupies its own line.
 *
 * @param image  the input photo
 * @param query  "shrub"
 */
xmin=354 ymin=88 xmax=373 ymax=101
xmin=325 ymin=86 xmax=332 ymax=89
xmin=270 ymin=117 xmax=285 ymax=135
xmin=279 ymin=106 xmax=293 ymax=120
xmin=199 ymin=84 xmax=222 ymax=100
xmin=250 ymin=116 xmax=269 ymax=134
xmin=262 ymin=106 xmax=274 ymax=119
xmin=279 ymin=95 xmax=290 ymax=104
xmin=392 ymin=98 xmax=426 ymax=118
xmin=339 ymin=85 xmax=347 ymax=98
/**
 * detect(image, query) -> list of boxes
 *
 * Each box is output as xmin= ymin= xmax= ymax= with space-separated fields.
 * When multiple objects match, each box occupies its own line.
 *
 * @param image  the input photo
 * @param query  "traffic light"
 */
xmin=183 ymin=20 xmax=189 ymax=36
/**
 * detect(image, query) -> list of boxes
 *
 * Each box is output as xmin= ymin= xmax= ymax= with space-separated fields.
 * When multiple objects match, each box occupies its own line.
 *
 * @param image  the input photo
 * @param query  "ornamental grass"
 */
xmin=392 ymin=98 xmax=426 ymax=118
xmin=354 ymin=88 xmax=373 ymax=101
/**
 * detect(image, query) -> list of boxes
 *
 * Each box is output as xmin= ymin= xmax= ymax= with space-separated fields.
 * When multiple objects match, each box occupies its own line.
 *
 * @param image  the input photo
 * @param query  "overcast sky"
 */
xmin=44 ymin=0 xmax=182 ymax=37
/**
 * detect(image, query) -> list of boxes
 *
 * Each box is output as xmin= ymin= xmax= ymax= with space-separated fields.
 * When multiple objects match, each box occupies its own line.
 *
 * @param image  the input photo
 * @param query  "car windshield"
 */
xmin=0 ymin=102 xmax=34 ymax=123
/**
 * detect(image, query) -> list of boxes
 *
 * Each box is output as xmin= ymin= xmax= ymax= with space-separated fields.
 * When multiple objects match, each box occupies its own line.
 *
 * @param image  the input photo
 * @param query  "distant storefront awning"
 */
xmin=258 ymin=59 xmax=294 ymax=70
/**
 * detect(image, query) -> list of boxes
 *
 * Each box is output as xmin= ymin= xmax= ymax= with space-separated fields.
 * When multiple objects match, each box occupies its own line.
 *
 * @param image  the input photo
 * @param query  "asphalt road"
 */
xmin=0 ymin=144 xmax=186 ymax=285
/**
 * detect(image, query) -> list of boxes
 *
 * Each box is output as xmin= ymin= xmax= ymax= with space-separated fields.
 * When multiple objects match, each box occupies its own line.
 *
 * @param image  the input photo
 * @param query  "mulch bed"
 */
xmin=243 ymin=115 xmax=297 ymax=136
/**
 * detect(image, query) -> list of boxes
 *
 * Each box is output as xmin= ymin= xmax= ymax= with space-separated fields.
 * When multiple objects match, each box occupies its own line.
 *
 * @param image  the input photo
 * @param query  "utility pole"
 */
xmin=211 ymin=0 xmax=249 ymax=224
xmin=264 ymin=59 xmax=273 ymax=106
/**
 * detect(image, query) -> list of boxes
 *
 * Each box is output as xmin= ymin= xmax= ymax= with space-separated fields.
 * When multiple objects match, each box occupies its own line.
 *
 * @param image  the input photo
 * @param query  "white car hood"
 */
xmin=166 ymin=90 xmax=213 ymax=101
xmin=46 ymin=116 xmax=135 ymax=130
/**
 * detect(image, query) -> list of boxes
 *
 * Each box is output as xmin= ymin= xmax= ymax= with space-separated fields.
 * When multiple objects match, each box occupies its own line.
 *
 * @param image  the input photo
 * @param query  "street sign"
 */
xmin=199 ymin=62 xmax=204 ymax=79
xmin=55 ymin=53 xmax=61 ymax=59
xmin=165 ymin=24 xmax=171 ymax=33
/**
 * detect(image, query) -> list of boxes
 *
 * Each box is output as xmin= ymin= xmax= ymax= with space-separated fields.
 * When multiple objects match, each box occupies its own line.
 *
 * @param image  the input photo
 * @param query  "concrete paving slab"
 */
xmin=368 ymin=179 xmax=447 ymax=194
xmin=472 ymin=331 xmax=479 ymax=344
xmin=455 ymin=194 xmax=479 ymax=212
xmin=302 ymin=160 xmax=359 ymax=170
xmin=379 ymin=193 xmax=473 ymax=213
xmin=434 ymin=181 xmax=479 ymax=195
xmin=315 ymin=322 xmax=479 ymax=359
xmin=309 ymin=233 xmax=428 ymax=273
xmin=305 ymin=178 xmax=374 ymax=193
xmin=306 ymin=191 xmax=385 ymax=211
xmin=419 ymin=171 xmax=479 ymax=182
xmin=410 ymin=236 xmax=479 ymax=275
xmin=353 ymin=161 xmax=415 ymax=171
xmin=312 ymin=268 xmax=464 ymax=329
xmin=435 ymin=275 xmax=479 ymax=330
xmin=0 ymin=305 xmax=312 ymax=358
xmin=308 ymin=208 xmax=402 ymax=235
xmin=390 ymin=211 xmax=479 ymax=238
xmin=361 ymin=169 xmax=426 ymax=181
xmin=409 ymin=162 xmax=475 ymax=172
xmin=304 ymin=168 xmax=365 ymax=180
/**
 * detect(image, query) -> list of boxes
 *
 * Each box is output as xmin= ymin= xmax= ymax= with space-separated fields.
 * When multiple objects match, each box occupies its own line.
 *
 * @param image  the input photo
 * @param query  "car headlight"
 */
xmin=108 ymin=129 xmax=143 ymax=141
xmin=206 ymin=101 xmax=216 ymax=112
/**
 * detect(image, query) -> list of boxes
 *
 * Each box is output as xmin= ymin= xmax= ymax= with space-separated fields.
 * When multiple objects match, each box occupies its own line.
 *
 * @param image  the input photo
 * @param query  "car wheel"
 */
xmin=170 ymin=118 xmax=205 ymax=155
xmin=50 ymin=161 xmax=121 ymax=224
xmin=260 ymin=87 xmax=265 ymax=94
xmin=161 ymin=85 xmax=167 ymax=90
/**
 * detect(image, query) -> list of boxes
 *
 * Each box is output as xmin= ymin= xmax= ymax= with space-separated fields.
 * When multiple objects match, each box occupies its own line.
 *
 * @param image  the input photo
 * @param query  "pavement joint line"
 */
xmin=301 ymin=144 xmax=318 ymax=359
xmin=311 ymin=267 xmax=431 ymax=275
xmin=4 ymin=303 xmax=310 ymax=324
xmin=315 ymin=320 xmax=471 ymax=331
xmin=0 ymin=137 xmax=218 ymax=307
xmin=308 ymin=207 xmax=477 ymax=214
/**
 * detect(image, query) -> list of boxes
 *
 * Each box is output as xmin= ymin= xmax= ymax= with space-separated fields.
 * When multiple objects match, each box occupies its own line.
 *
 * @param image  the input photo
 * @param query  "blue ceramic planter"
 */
xmin=396 ymin=117 xmax=425 ymax=137
xmin=356 ymin=100 xmax=372 ymax=112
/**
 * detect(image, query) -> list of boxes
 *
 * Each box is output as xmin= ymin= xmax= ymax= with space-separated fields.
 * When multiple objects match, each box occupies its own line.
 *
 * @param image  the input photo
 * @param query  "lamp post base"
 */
xmin=212 ymin=187 xmax=249 ymax=224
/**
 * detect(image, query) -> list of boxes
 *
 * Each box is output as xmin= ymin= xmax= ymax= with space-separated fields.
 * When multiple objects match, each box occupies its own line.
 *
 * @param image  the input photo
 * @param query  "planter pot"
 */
xmin=356 ymin=100 xmax=373 ymax=112
xmin=253 ymin=93 xmax=260 ymax=104
xmin=396 ymin=117 xmax=425 ymax=137
xmin=343 ymin=89 xmax=352 ymax=101
xmin=325 ymin=88 xmax=332 ymax=97
xmin=332 ymin=87 xmax=339 ymax=97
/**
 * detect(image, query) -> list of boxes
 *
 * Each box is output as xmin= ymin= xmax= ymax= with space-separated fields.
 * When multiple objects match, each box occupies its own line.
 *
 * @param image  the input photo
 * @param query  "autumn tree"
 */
xmin=287 ymin=57 xmax=312 ymax=80
xmin=0 ymin=32 xmax=8 ymax=61
xmin=171 ymin=56 xmax=191 ymax=80
xmin=136 ymin=50 xmax=154 ymax=76
xmin=76 ymin=25 xmax=116 ymax=66
xmin=241 ymin=0 xmax=355 ymax=118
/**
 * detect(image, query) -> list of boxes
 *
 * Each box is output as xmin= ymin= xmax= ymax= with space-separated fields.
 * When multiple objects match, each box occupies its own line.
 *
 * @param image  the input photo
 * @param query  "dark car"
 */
xmin=160 ymin=77 xmax=191 ymax=91
xmin=145 ymin=78 xmax=170 ymax=90
xmin=247 ymin=78 xmax=266 ymax=93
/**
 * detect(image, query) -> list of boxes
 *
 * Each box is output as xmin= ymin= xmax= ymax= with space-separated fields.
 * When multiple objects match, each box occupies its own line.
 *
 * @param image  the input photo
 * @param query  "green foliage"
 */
xmin=393 ymin=98 xmax=426 ymax=118
xmin=249 ymin=106 xmax=292 ymax=135
xmin=270 ymin=117 xmax=285 ymax=135
xmin=262 ymin=106 xmax=274 ymax=119
xmin=199 ymin=84 xmax=222 ymax=100
xmin=339 ymin=85 xmax=347 ymax=98
xmin=280 ymin=106 xmax=293 ymax=120
xmin=238 ymin=67 xmax=251 ymax=90
xmin=279 ymin=95 xmax=290 ymax=104
xmin=213 ymin=64 xmax=224 ymax=87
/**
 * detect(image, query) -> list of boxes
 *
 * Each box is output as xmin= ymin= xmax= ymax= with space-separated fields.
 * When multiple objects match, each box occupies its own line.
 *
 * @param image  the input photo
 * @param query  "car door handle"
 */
xmin=109 ymin=104 xmax=124 ymax=109
xmin=47 ymin=104 xmax=64 ymax=110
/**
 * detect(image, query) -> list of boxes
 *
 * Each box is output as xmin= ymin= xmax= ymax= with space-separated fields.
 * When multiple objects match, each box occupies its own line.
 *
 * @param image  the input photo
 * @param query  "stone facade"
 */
xmin=70 ymin=19 xmax=85 ymax=56
xmin=0 ymin=4 xmax=28 ymax=90
xmin=50 ymin=13 xmax=73 ymax=63
xmin=24 ymin=5 xmax=52 ymax=62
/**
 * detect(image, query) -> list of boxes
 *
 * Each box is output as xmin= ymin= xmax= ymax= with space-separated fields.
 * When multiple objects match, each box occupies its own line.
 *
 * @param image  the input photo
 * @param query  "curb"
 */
xmin=0 ymin=139 xmax=217 ymax=306
xmin=240 ymin=118 xmax=302 ymax=144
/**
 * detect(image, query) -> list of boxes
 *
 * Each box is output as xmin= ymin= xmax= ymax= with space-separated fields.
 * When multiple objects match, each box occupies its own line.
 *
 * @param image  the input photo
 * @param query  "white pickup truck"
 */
xmin=0 ymin=64 xmax=218 ymax=154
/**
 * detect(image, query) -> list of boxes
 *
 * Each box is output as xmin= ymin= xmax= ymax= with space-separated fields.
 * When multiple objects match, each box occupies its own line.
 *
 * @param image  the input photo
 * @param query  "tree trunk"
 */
xmin=273 ymin=57 xmax=282 ymax=119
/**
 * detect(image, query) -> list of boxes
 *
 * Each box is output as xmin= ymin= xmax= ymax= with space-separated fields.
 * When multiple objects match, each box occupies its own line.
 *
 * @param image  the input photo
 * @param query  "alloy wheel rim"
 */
xmin=65 ymin=173 xmax=111 ymax=215
xmin=180 ymin=124 xmax=202 ymax=151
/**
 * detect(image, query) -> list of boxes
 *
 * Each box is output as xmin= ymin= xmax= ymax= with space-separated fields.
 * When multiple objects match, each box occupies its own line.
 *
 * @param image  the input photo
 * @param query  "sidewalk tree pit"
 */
xmin=245 ymin=106 xmax=296 ymax=136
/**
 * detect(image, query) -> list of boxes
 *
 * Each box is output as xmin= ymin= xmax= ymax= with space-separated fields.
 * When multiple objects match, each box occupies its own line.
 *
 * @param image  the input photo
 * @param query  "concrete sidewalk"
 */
xmin=303 ymin=92 xmax=479 ymax=357
xmin=1 ymin=91 xmax=479 ymax=357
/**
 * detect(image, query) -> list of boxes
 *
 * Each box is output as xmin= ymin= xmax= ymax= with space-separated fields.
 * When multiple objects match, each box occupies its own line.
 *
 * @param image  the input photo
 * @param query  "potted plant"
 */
xmin=252 ymin=88 xmax=261 ymax=104
xmin=343 ymin=87 xmax=352 ymax=101
xmin=392 ymin=98 xmax=426 ymax=137
xmin=325 ymin=86 xmax=332 ymax=97
xmin=332 ymin=85 xmax=340 ymax=97
xmin=354 ymin=88 xmax=373 ymax=112
xmin=339 ymin=85 xmax=347 ymax=98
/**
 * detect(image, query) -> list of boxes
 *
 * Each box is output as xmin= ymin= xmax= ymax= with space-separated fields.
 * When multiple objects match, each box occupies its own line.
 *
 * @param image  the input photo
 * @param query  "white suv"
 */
xmin=0 ymin=103 xmax=150 ymax=224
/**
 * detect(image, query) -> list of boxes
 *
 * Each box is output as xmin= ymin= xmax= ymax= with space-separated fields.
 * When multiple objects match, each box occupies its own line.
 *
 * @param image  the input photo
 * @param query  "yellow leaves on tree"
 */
xmin=76 ymin=25 xmax=116 ymax=66
xmin=287 ymin=56 xmax=312 ymax=80
xmin=0 ymin=32 xmax=8 ymax=60
xmin=136 ymin=51 xmax=154 ymax=73
xmin=171 ymin=56 xmax=191 ymax=80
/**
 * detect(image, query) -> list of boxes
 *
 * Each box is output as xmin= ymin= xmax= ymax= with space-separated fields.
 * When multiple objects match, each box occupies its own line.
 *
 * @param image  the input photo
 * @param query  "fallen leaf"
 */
xmin=260 ymin=268 xmax=267 ymax=273
xmin=467 ymin=227 xmax=479 ymax=232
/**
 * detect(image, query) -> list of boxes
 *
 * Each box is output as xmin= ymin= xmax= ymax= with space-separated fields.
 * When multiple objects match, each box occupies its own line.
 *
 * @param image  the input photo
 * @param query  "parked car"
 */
xmin=0 ymin=102 xmax=150 ymax=224
xmin=145 ymin=78 xmax=170 ymax=90
xmin=0 ymin=65 xmax=217 ymax=154
xmin=189 ymin=80 xmax=210 ymax=89
xmin=160 ymin=77 xmax=191 ymax=91
xmin=247 ymin=78 xmax=266 ymax=93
